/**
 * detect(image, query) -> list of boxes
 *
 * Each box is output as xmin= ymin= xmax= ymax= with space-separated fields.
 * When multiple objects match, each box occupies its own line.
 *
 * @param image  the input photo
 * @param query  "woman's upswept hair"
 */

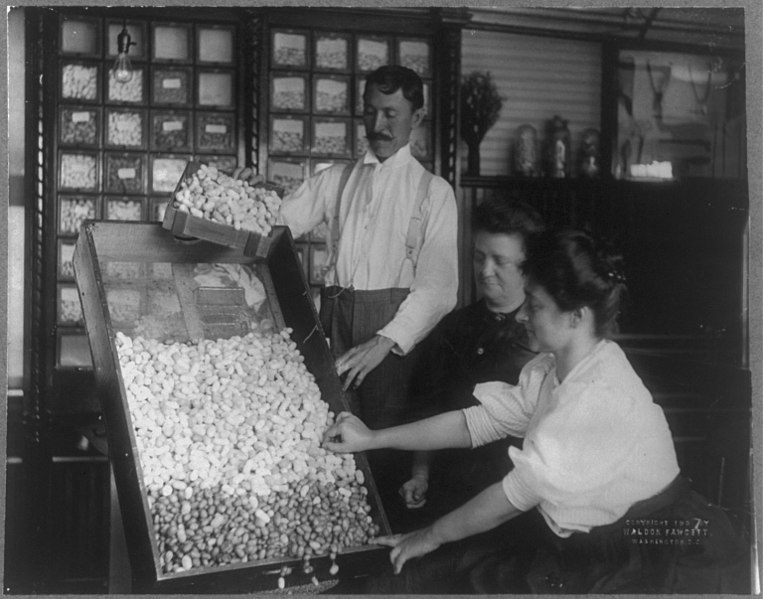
xmin=522 ymin=229 xmax=627 ymax=337
xmin=472 ymin=197 xmax=545 ymax=239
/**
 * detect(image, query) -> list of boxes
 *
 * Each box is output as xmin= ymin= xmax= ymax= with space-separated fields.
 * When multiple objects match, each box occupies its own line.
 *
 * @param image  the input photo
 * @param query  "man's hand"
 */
xmin=399 ymin=475 xmax=429 ymax=509
xmin=322 ymin=411 xmax=374 ymax=453
xmin=335 ymin=334 xmax=395 ymax=391
xmin=372 ymin=527 xmax=441 ymax=575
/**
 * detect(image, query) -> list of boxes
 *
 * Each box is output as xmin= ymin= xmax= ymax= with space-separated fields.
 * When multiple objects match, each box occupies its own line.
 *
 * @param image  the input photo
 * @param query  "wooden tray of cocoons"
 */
xmin=162 ymin=161 xmax=284 ymax=259
xmin=73 ymin=221 xmax=390 ymax=593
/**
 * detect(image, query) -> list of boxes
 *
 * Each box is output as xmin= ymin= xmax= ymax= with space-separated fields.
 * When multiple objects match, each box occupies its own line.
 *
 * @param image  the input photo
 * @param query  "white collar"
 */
xmin=551 ymin=339 xmax=609 ymax=385
xmin=362 ymin=144 xmax=414 ymax=168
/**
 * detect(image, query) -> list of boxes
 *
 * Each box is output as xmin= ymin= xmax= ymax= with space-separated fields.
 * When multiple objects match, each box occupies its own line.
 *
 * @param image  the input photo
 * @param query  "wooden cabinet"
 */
xmin=20 ymin=8 xmax=245 ymax=593
xmin=52 ymin=10 xmax=243 ymax=374
xmin=248 ymin=8 xmax=461 ymax=298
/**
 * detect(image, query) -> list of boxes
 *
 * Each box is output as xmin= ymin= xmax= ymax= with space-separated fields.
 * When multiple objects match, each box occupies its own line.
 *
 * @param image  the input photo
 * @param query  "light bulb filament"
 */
xmin=113 ymin=23 xmax=135 ymax=83
xmin=114 ymin=53 xmax=133 ymax=83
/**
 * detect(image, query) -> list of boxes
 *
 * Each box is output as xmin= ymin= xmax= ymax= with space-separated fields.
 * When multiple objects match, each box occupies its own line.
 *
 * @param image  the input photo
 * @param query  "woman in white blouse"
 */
xmin=323 ymin=229 xmax=748 ymax=594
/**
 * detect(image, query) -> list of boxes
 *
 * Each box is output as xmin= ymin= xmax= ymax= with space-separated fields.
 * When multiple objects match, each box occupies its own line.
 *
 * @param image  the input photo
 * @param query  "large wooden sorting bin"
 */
xmin=73 ymin=221 xmax=390 ymax=593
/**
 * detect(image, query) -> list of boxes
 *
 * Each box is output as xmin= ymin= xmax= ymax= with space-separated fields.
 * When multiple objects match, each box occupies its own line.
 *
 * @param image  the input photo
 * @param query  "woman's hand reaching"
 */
xmin=373 ymin=527 xmax=441 ymax=575
xmin=322 ymin=411 xmax=375 ymax=453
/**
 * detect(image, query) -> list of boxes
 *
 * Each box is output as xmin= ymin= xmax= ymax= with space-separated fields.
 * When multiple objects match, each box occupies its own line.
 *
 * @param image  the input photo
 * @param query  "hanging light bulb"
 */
xmin=113 ymin=22 xmax=135 ymax=83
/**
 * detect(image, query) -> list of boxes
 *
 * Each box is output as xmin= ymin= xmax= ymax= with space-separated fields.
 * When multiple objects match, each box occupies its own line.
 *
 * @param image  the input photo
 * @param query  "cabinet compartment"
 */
xmin=59 ymin=195 xmax=98 ymax=236
xmin=355 ymin=36 xmax=390 ymax=72
xmin=272 ymin=29 xmax=309 ymax=69
xmin=397 ymin=38 xmax=431 ymax=77
xmin=104 ymin=152 xmax=146 ymax=194
xmin=196 ymin=112 xmax=236 ymax=152
xmin=152 ymin=23 xmax=191 ymax=62
xmin=60 ymin=17 xmax=101 ymax=55
xmin=314 ymin=33 xmax=350 ymax=72
xmin=107 ymin=66 xmax=147 ymax=104
xmin=58 ymin=239 xmax=77 ymax=280
xmin=269 ymin=116 xmax=307 ymax=154
xmin=151 ymin=67 xmax=192 ymax=106
xmin=58 ymin=332 xmax=93 ymax=368
xmin=150 ymin=197 xmax=171 ymax=223
xmin=60 ymin=151 xmax=99 ymax=192
xmin=313 ymin=75 xmax=350 ymax=114
xmin=61 ymin=61 xmax=100 ymax=102
xmin=107 ymin=21 xmax=147 ymax=59
xmin=197 ymin=70 xmax=234 ymax=108
xmin=312 ymin=118 xmax=350 ymax=157
xmin=150 ymin=155 xmax=190 ymax=194
xmin=267 ymin=158 xmax=307 ymax=195
xmin=271 ymin=74 xmax=308 ymax=112
xmin=58 ymin=284 xmax=85 ymax=326
xmin=197 ymin=25 xmax=235 ymax=64
xmin=151 ymin=111 xmax=192 ymax=151
xmin=60 ymin=106 xmax=100 ymax=146
xmin=105 ymin=196 xmax=146 ymax=221
xmin=106 ymin=108 xmax=146 ymax=148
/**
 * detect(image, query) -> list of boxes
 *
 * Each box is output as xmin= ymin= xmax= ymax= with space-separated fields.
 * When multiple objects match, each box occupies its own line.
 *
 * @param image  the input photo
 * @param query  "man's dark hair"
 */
xmin=472 ymin=197 xmax=545 ymax=238
xmin=364 ymin=65 xmax=424 ymax=111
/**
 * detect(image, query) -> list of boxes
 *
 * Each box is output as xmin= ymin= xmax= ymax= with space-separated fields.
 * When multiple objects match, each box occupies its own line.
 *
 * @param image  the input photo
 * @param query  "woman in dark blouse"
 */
xmin=397 ymin=197 xmax=544 ymax=524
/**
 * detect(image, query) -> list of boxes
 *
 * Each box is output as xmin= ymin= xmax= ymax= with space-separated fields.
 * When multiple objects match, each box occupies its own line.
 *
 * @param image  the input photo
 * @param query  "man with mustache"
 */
xmin=258 ymin=65 xmax=458 ymax=522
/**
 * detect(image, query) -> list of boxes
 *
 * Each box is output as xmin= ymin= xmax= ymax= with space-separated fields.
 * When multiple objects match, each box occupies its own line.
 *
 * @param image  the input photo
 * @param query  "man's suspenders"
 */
xmin=325 ymin=163 xmax=434 ymax=277
xmin=326 ymin=163 xmax=355 ymax=275
xmin=404 ymin=169 xmax=434 ymax=269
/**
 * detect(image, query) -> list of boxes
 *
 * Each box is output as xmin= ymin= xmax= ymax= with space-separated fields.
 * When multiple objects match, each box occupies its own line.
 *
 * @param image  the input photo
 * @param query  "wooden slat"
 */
xmin=83 ymin=221 xmax=272 ymax=263
xmin=171 ymin=263 xmax=205 ymax=341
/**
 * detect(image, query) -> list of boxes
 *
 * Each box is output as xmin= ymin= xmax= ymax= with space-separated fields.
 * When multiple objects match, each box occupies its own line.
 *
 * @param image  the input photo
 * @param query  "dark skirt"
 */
xmin=522 ymin=476 xmax=751 ymax=594
xmin=343 ymin=476 xmax=750 ymax=595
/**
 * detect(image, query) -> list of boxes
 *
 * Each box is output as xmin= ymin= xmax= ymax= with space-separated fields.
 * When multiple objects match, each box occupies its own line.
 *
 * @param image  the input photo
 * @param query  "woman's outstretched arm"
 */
xmin=322 ymin=410 xmax=471 ymax=453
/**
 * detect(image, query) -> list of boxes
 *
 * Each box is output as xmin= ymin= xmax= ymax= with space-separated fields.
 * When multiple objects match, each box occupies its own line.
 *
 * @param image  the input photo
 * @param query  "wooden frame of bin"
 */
xmin=73 ymin=221 xmax=391 ymax=593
